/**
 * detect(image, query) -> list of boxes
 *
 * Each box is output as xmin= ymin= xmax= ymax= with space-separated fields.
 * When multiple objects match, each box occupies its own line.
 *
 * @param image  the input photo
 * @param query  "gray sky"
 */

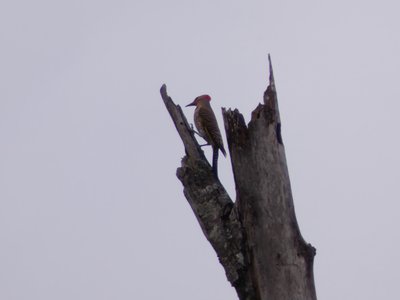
xmin=1 ymin=1 xmax=399 ymax=299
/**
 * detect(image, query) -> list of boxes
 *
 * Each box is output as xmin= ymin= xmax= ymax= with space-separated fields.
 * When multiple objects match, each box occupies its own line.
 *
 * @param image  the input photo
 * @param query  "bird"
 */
xmin=186 ymin=95 xmax=226 ymax=177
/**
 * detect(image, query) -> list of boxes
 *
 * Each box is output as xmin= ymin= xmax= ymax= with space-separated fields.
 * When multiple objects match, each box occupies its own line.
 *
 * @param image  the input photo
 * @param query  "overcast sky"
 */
xmin=1 ymin=1 xmax=399 ymax=299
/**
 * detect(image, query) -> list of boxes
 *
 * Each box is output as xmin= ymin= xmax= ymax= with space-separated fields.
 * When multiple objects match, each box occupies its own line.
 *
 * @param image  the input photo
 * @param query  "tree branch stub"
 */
xmin=160 ymin=84 xmax=254 ymax=297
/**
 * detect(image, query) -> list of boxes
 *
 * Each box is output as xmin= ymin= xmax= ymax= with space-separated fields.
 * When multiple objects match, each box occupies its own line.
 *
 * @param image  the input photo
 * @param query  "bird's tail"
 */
xmin=220 ymin=145 xmax=227 ymax=157
xmin=212 ymin=147 xmax=219 ymax=177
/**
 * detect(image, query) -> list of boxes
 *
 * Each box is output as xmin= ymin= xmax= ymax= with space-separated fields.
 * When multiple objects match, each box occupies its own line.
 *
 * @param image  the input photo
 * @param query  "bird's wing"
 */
xmin=197 ymin=106 xmax=225 ymax=150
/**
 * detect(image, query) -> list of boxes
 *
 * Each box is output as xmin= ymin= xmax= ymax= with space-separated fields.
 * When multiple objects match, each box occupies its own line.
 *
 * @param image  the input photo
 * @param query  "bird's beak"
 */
xmin=186 ymin=101 xmax=196 ymax=107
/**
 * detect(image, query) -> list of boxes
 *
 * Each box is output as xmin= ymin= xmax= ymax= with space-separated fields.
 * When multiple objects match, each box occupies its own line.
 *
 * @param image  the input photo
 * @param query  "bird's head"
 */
xmin=186 ymin=95 xmax=211 ymax=107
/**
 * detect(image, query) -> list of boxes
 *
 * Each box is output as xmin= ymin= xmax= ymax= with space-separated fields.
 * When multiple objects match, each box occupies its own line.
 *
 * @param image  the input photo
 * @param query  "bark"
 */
xmin=160 ymin=55 xmax=317 ymax=300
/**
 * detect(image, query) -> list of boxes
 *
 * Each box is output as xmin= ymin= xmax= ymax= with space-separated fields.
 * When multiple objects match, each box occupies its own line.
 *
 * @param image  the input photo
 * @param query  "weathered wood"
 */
xmin=160 ymin=85 xmax=257 ymax=299
xmin=222 ymin=56 xmax=316 ymax=300
xmin=160 ymin=85 xmax=204 ymax=161
xmin=160 ymin=55 xmax=316 ymax=300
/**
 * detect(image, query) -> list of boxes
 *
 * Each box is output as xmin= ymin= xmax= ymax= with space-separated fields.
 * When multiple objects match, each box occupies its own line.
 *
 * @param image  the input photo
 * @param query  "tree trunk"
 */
xmin=160 ymin=55 xmax=317 ymax=300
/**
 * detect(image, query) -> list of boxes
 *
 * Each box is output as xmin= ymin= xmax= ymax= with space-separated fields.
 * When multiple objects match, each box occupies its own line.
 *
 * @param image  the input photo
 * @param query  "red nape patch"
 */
xmin=201 ymin=95 xmax=211 ymax=101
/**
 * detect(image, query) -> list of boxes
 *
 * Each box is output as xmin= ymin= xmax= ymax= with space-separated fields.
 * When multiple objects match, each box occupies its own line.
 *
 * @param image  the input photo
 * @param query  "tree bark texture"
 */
xmin=160 ymin=56 xmax=317 ymax=300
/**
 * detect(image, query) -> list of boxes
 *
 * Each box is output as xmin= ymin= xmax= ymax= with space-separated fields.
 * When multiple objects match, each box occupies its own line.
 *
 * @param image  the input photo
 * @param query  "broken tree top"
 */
xmin=160 ymin=55 xmax=316 ymax=300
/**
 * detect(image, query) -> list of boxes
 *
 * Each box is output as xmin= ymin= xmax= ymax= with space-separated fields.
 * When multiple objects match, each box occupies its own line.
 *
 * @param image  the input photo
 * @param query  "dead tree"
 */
xmin=160 ymin=56 xmax=317 ymax=300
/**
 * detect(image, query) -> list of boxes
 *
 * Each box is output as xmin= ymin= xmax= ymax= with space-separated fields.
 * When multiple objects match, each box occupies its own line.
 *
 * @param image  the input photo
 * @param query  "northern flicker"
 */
xmin=186 ymin=95 xmax=226 ymax=177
